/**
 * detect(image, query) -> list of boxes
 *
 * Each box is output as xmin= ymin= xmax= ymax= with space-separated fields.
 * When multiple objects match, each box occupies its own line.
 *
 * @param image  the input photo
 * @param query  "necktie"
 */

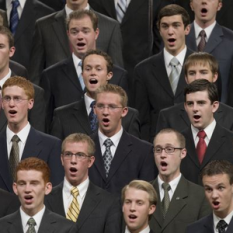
xmin=9 ymin=135 xmax=20 ymax=180
xmin=78 ymin=61 xmax=85 ymax=90
xmin=103 ymin=139 xmax=113 ymax=177
xmin=66 ymin=187 xmax=80 ymax=222
xmin=89 ymin=101 xmax=98 ymax=132
xmin=116 ymin=0 xmax=127 ymax=23
xmin=217 ymin=220 xmax=228 ymax=233
xmin=169 ymin=57 xmax=180 ymax=94
xmin=198 ymin=30 xmax=206 ymax=52
xmin=196 ymin=130 xmax=207 ymax=164
xmin=26 ymin=218 xmax=36 ymax=233
xmin=162 ymin=183 xmax=171 ymax=218
xmin=10 ymin=0 xmax=20 ymax=35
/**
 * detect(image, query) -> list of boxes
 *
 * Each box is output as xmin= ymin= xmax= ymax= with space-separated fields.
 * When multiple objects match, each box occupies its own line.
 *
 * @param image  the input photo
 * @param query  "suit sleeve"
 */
xmin=50 ymin=109 xmax=64 ymax=140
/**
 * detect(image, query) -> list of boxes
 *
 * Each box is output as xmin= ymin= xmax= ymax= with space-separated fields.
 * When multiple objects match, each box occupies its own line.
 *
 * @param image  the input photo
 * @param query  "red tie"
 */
xmin=196 ymin=130 xmax=207 ymax=164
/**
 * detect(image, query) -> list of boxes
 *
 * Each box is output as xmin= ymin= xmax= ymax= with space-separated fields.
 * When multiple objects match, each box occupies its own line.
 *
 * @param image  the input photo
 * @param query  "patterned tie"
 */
xmin=116 ymin=0 xmax=127 ymax=23
xmin=198 ymin=30 xmax=206 ymax=52
xmin=9 ymin=135 xmax=20 ymax=180
xmin=103 ymin=139 xmax=113 ymax=177
xmin=26 ymin=218 xmax=36 ymax=233
xmin=89 ymin=101 xmax=98 ymax=132
xmin=169 ymin=57 xmax=180 ymax=94
xmin=66 ymin=187 xmax=80 ymax=222
xmin=196 ymin=130 xmax=207 ymax=164
xmin=10 ymin=0 xmax=20 ymax=35
xmin=217 ymin=220 xmax=228 ymax=233
xmin=162 ymin=183 xmax=171 ymax=218
xmin=78 ymin=61 xmax=85 ymax=90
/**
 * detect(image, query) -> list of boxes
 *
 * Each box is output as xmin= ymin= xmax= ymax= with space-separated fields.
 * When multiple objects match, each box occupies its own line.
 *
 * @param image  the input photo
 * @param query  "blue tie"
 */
xmin=10 ymin=0 xmax=20 ymax=35
xmin=89 ymin=101 xmax=98 ymax=132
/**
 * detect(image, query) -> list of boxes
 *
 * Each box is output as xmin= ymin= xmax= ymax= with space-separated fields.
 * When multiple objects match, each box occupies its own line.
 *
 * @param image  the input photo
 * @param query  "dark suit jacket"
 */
xmin=156 ymin=102 xmax=233 ymax=133
xmin=50 ymin=99 xmax=140 ymax=140
xmin=0 ymin=188 xmax=20 ymax=218
xmin=181 ymin=124 xmax=233 ymax=185
xmin=186 ymin=214 xmax=233 ymax=233
xmin=38 ymin=0 xmax=65 ymax=11
xmin=0 ymin=127 xmax=64 ymax=192
xmin=29 ymin=8 xmax=123 ymax=85
xmin=134 ymin=49 xmax=193 ymax=141
xmin=0 ymin=0 xmax=54 ymax=69
xmin=89 ymin=131 xmax=157 ymax=194
xmin=186 ymin=23 xmax=233 ymax=103
xmin=45 ymin=181 xmax=122 ymax=233
xmin=150 ymin=176 xmax=211 ymax=233
xmin=0 ymin=208 xmax=74 ymax=233
xmin=0 ymin=71 xmax=46 ymax=133
xmin=39 ymin=56 xmax=128 ymax=131
xmin=9 ymin=60 xmax=28 ymax=78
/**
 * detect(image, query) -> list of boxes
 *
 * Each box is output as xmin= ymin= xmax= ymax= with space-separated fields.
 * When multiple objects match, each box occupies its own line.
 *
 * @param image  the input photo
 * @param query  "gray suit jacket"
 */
xmin=150 ymin=176 xmax=211 ymax=233
xmin=0 ymin=208 xmax=74 ymax=232
xmin=29 ymin=8 xmax=123 ymax=85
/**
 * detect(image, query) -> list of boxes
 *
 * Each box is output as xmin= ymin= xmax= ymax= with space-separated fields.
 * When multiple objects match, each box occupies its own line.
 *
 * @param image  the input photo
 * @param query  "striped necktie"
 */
xmin=10 ymin=0 xmax=20 ymax=35
xmin=66 ymin=187 xmax=80 ymax=222
xmin=169 ymin=57 xmax=180 ymax=94
xmin=116 ymin=0 xmax=127 ymax=23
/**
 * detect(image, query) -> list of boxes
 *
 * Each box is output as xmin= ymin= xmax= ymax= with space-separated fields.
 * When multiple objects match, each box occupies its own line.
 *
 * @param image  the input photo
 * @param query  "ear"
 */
xmin=106 ymin=72 xmax=113 ymax=82
xmin=217 ymin=2 xmax=222 ymax=11
xmin=88 ymin=156 xmax=95 ymax=168
xmin=212 ymin=101 xmax=219 ymax=113
xmin=13 ymin=182 xmax=18 ymax=196
xmin=95 ymin=28 xmax=99 ymax=40
xmin=9 ymin=46 xmax=15 ymax=58
xmin=180 ymin=148 xmax=187 ymax=160
xmin=45 ymin=182 xmax=52 ymax=195
xmin=184 ymin=24 xmax=190 ymax=36
xmin=212 ymin=72 xmax=218 ymax=83
xmin=190 ymin=1 xmax=194 ymax=11
xmin=149 ymin=204 xmax=156 ymax=215
xmin=121 ymin=107 xmax=128 ymax=118
xmin=61 ymin=155 xmax=64 ymax=166
xmin=28 ymin=99 xmax=34 ymax=110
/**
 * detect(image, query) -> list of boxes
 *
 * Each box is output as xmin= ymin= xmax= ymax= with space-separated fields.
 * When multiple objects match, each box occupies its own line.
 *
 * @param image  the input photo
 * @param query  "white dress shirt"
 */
xmin=125 ymin=225 xmax=150 ymax=233
xmin=6 ymin=0 xmax=26 ymax=23
xmin=213 ymin=210 xmax=233 ymax=233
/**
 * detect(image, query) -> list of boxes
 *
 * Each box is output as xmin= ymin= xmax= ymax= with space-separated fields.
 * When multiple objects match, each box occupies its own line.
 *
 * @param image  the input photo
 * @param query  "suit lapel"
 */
xmin=38 ymin=208 xmax=56 ymax=233
xmin=203 ymin=215 xmax=215 ymax=233
xmin=7 ymin=210 xmax=24 ymax=233
xmin=179 ymin=104 xmax=190 ymax=128
xmin=52 ymin=10 xmax=70 ymax=57
xmin=226 ymin=216 xmax=233 ymax=232
xmin=0 ymin=110 xmax=7 ymax=131
xmin=213 ymin=103 xmax=224 ymax=126
xmin=186 ymin=24 xmax=197 ymax=51
xmin=100 ymin=0 xmax=116 ymax=18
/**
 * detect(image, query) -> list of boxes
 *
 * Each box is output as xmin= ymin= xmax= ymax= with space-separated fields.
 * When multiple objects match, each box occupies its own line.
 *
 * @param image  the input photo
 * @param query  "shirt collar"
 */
xmin=84 ymin=93 xmax=95 ymax=114
xmin=65 ymin=3 xmax=90 ymax=16
xmin=125 ymin=225 xmax=150 ymax=233
xmin=158 ymin=173 xmax=182 ymax=193
xmin=6 ymin=0 xmax=26 ymax=10
xmin=213 ymin=210 xmax=233 ymax=231
xmin=0 ymin=69 xmax=11 ymax=89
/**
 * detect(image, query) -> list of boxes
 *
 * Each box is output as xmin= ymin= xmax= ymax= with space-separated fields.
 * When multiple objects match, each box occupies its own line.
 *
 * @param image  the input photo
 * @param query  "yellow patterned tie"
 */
xmin=66 ymin=187 xmax=80 ymax=222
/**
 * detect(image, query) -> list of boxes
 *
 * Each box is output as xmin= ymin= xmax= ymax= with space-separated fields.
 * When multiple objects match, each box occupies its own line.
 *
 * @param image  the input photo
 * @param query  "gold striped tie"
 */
xmin=66 ymin=187 xmax=80 ymax=222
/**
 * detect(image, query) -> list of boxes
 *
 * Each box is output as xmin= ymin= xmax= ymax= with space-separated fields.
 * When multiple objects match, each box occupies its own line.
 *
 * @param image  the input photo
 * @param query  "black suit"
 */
xmin=38 ymin=0 xmax=65 ymax=11
xmin=150 ymin=176 xmax=211 ymax=233
xmin=45 ymin=182 xmax=122 ymax=233
xmin=0 ymin=127 xmax=64 ymax=192
xmin=134 ymin=49 xmax=193 ymax=141
xmin=0 ymin=188 xmax=20 ymax=218
xmin=186 ymin=214 xmax=233 ymax=233
xmin=156 ymin=102 xmax=233 ymax=133
xmin=51 ymin=99 xmax=140 ymax=140
xmin=0 ymin=208 xmax=74 ymax=233
xmin=181 ymin=124 xmax=233 ymax=185
xmin=9 ymin=60 xmax=28 ymax=79
xmin=89 ymin=130 xmax=157 ymax=194
xmin=0 ymin=0 xmax=54 ymax=69
xmin=29 ymin=8 xmax=123 ymax=85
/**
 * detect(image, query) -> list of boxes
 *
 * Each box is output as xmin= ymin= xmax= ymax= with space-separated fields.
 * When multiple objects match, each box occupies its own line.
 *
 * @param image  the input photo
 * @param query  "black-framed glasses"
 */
xmin=2 ymin=96 xmax=29 ymax=104
xmin=153 ymin=146 xmax=183 ymax=154
xmin=94 ymin=104 xmax=123 ymax=112
xmin=62 ymin=152 xmax=91 ymax=160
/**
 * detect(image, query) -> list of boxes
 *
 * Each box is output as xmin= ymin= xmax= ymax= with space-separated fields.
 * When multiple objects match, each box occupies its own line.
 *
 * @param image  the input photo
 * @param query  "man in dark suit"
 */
xmin=150 ymin=128 xmax=210 ymax=233
xmin=29 ymin=0 xmax=123 ymax=85
xmin=38 ymin=0 xmax=65 ymax=11
xmin=0 ymin=26 xmax=45 ymax=132
xmin=186 ymin=0 xmax=233 ymax=103
xmin=134 ymin=4 xmax=192 ymax=142
xmin=40 ymin=10 xmax=128 ymax=131
xmin=156 ymin=52 xmax=233 ymax=133
xmin=89 ymin=84 xmax=156 ymax=194
xmin=181 ymin=79 xmax=233 ymax=185
xmin=50 ymin=49 xmax=140 ymax=140
xmin=122 ymin=180 xmax=157 ymax=233
xmin=0 ymin=157 xmax=74 ymax=232
xmin=186 ymin=160 xmax=233 ymax=233
xmin=45 ymin=133 xmax=122 ymax=233
xmin=0 ymin=0 xmax=54 ymax=69
xmin=0 ymin=76 xmax=64 ymax=192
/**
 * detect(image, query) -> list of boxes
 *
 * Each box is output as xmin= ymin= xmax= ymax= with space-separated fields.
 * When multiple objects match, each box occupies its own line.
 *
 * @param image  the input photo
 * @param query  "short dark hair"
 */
xmin=66 ymin=9 xmax=98 ymax=31
xmin=184 ymin=79 xmax=219 ymax=104
xmin=0 ymin=25 xmax=14 ymax=48
xmin=157 ymin=4 xmax=190 ymax=30
xmin=82 ymin=49 xmax=113 ymax=73
xmin=201 ymin=160 xmax=233 ymax=184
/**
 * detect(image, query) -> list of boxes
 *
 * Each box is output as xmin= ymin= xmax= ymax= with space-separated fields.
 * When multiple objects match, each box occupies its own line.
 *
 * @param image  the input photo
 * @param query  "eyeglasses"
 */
xmin=2 ymin=96 xmax=29 ymax=104
xmin=62 ymin=152 xmax=91 ymax=160
xmin=153 ymin=146 xmax=183 ymax=154
xmin=95 ymin=104 xmax=123 ymax=112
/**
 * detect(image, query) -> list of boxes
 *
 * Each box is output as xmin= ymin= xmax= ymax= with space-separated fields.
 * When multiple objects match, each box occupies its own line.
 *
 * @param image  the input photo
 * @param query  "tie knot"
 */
xmin=162 ymin=183 xmax=171 ymax=191
xmin=11 ymin=135 xmax=20 ymax=143
xmin=27 ymin=217 xmax=36 ymax=227
xmin=217 ymin=220 xmax=228 ymax=232
xmin=11 ymin=0 xmax=20 ymax=7
xmin=90 ymin=101 xmax=96 ymax=108
xmin=197 ymin=130 xmax=206 ymax=139
xmin=71 ymin=187 xmax=79 ymax=198
xmin=170 ymin=57 xmax=179 ymax=67
xmin=199 ymin=30 xmax=206 ymax=37
xmin=104 ymin=138 xmax=113 ymax=148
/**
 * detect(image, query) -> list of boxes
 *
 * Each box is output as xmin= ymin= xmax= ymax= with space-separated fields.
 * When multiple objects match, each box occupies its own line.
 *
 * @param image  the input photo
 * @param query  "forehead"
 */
xmin=185 ymin=90 xmax=210 ymax=101
xmin=64 ymin=141 xmax=89 ymax=153
xmin=69 ymin=16 xmax=93 ymax=29
xmin=17 ymin=170 xmax=43 ymax=181
xmin=154 ymin=132 xmax=179 ymax=146
xmin=187 ymin=62 xmax=212 ymax=71
xmin=96 ymin=92 xmax=121 ymax=103
xmin=3 ymin=85 xmax=26 ymax=96
xmin=203 ymin=173 xmax=230 ymax=186
xmin=125 ymin=187 xmax=150 ymax=201
xmin=83 ymin=54 xmax=107 ymax=67
xmin=0 ymin=33 xmax=9 ymax=43
xmin=160 ymin=14 xmax=184 ymax=25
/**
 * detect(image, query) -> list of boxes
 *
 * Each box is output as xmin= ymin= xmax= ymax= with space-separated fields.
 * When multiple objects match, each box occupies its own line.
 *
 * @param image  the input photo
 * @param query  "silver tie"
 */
xmin=169 ymin=57 xmax=180 ymax=94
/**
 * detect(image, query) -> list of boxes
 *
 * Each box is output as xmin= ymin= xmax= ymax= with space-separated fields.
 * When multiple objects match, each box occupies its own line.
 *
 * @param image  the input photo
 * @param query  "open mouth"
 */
xmin=212 ymin=201 xmax=220 ymax=208
xmin=129 ymin=214 xmax=137 ymax=220
xmin=160 ymin=161 xmax=168 ymax=171
xmin=77 ymin=42 xmax=85 ymax=48
xmin=24 ymin=195 xmax=33 ymax=204
xmin=194 ymin=115 xmax=201 ymax=120
xmin=168 ymin=38 xmax=176 ymax=43
xmin=89 ymin=78 xmax=98 ymax=84
xmin=70 ymin=167 xmax=77 ymax=172
xmin=201 ymin=8 xmax=208 ymax=14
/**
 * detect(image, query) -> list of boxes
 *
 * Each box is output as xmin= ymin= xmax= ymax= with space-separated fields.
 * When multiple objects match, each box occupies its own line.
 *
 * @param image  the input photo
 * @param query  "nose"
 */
xmin=70 ymin=155 xmax=77 ymax=164
xmin=168 ymin=26 xmax=174 ymax=35
xmin=212 ymin=189 xmax=219 ymax=199
xmin=102 ymin=106 xmax=110 ymax=115
xmin=129 ymin=202 xmax=136 ymax=212
xmin=24 ymin=183 xmax=31 ymax=193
